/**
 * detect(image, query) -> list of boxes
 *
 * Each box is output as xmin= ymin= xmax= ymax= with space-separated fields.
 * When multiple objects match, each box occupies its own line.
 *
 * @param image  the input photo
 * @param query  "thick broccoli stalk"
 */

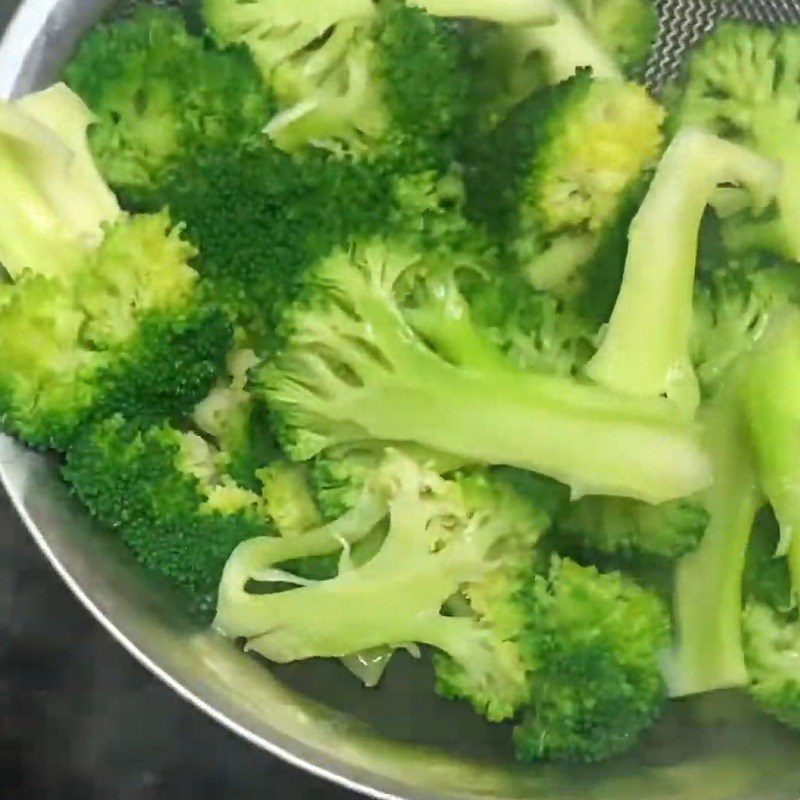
xmin=63 ymin=416 xmax=268 ymax=621
xmin=587 ymin=129 xmax=780 ymax=415
xmin=0 ymin=84 xmax=119 ymax=279
xmin=216 ymin=452 xmax=546 ymax=719
xmin=469 ymin=72 xmax=664 ymax=289
xmin=675 ymin=23 xmax=800 ymax=262
xmin=0 ymin=213 xmax=232 ymax=449
xmin=64 ymin=7 xmax=273 ymax=196
xmin=560 ymin=495 xmax=709 ymax=559
xmin=257 ymin=237 xmax=711 ymax=503
xmin=667 ymin=395 xmax=760 ymax=697
xmin=512 ymin=556 xmax=669 ymax=762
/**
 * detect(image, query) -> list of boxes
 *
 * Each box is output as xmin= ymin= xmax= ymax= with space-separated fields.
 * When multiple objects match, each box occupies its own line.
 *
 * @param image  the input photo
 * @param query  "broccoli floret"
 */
xmin=64 ymin=7 xmax=273 ymax=196
xmin=511 ymin=556 xmax=669 ymax=762
xmin=674 ymin=22 xmax=800 ymax=261
xmin=468 ymin=72 xmax=664 ymax=289
xmin=742 ymin=602 xmax=800 ymax=729
xmin=311 ymin=442 xmax=466 ymax=521
xmin=152 ymin=143 xmax=396 ymax=345
xmin=216 ymin=452 xmax=547 ymax=719
xmin=63 ymin=416 xmax=267 ymax=621
xmin=192 ymin=348 xmax=279 ymax=487
xmin=0 ymin=84 xmax=119 ymax=280
xmin=256 ymin=236 xmax=711 ymax=503
xmin=0 ymin=212 xmax=231 ymax=449
xmin=587 ymin=129 xmax=780 ymax=415
xmin=202 ymin=0 xmax=550 ymax=158
xmin=257 ymin=461 xmax=322 ymax=536
xmin=559 ymin=495 xmax=709 ymax=559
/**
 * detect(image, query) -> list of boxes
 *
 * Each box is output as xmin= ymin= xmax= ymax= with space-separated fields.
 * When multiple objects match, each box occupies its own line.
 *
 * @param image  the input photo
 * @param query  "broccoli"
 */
xmin=0 ymin=212 xmax=231 ymax=450
xmin=152 ymin=142 xmax=396 ymax=346
xmin=587 ymin=129 xmax=780 ymax=415
xmin=462 ymin=0 xmax=657 ymax=136
xmin=257 ymin=461 xmax=322 ymax=536
xmin=510 ymin=556 xmax=669 ymax=762
xmin=63 ymin=415 xmax=268 ymax=621
xmin=559 ymin=495 xmax=709 ymax=559
xmin=202 ymin=0 xmax=556 ymax=154
xmin=468 ymin=72 xmax=664 ymax=293
xmin=674 ymin=22 xmax=800 ymax=262
xmin=192 ymin=349 xmax=279 ymax=487
xmin=64 ymin=7 xmax=273 ymax=196
xmin=667 ymin=394 xmax=759 ymax=697
xmin=0 ymin=84 xmax=119 ymax=280
xmin=256 ymin=236 xmax=711 ymax=503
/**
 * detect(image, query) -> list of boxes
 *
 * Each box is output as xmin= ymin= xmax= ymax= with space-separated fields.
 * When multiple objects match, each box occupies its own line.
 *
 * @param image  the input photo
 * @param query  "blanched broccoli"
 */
xmin=218 ymin=451 xmax=670 ymax=762
xmin=511 ymin=556 xmax=669 ymax=762
xmin=587 ymin=129 xmax=780 ymax=415
xmin=202 ymin=0 xmax=551 ymax=157
xmin=192 ymin=348 xmax=279 ymax=488
xmin=152 ymin=143 xmax=396 ymax=345
xmin=64 ymin=7 xmax=273 ymax=196
xmin=0 ymin=212 xmax=231 ymax=450
xmin=560 ymin=495 xmax=708 ymax=559
xmin=256 ymin=236 xmax=711 ymax=503
xmin=258 ymin=460 xmax=322 ymax=536
xmin=0 ymin=84 xmax=119 ymax=280
xmin=468 ymin=72 xmax=664 ymax=293
xmin=674 ymin=22 xmax=800 ymax=262
xmin=63 ymin=415 xmax=268 ymax=621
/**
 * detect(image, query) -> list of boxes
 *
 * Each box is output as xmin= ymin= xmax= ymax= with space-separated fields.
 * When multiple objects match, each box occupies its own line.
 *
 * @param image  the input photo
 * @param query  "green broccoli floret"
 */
xmin=63 ymin=415 xmax=268 ymax=621
xmin=202 ymin=0 xmax=551 ymax=158
xmin=64 ymin=7 xmax=273 ymax=196
xmin=559 ymin=495 xmax=709 ymax=559
xmin=0 ymin=212 xmax=231 ymax=450
xmin=257 ymin=460 xmax=322 ymax=536
xmin=152 ymin=143 xmax=396 ymax=345
xmin=216 ymin=452 xmax=548 ymax=721
xmin=587 ymin=129 xmax=780 ymax=415
xmin=0 ymin=84 xmax=120 ymax=280
xmin=192 ymin=348 xmax=280 ymax=488
xmin=311 ymin=442 xmax=467 ymax=521
xmin=511 ymin=556 xmax=669 ymax=762
xmin=674 ymin=22 xmax=800 ymax=262
xmin=468 ymin=72 xmax=664 ymax=291
xmin=256 ymin=236 xmax=711 ymax=503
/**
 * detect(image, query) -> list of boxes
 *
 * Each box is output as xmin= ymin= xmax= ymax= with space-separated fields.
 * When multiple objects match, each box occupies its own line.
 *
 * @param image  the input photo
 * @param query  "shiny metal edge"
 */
xmin=0 ymin=4 xmax=396 ymax=797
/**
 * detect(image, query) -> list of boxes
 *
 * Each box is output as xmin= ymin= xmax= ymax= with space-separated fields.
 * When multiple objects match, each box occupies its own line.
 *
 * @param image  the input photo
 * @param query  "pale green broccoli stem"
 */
xmin=667 ymin=395 xmax=759 ymax=697
xmin=739 ymin=307 xmax=800 ymax=559
xmin=0 ymin=84 xmax=120 ymax=280
xmin=587 ymin=130 xmax=780 ymax=417
xmin=414 ymin=0 xmax=556 ymax=24
xmin=520 ymin=1 xmax=622 ymax=83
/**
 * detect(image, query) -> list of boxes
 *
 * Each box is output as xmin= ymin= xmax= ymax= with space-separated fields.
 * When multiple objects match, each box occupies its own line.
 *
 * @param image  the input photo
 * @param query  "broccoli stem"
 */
xmin=414 ymin=0 xmax=556 ymax=24
xmin=668 ymin=395 xmax=759 ymax=697
xmin=587 ymin=130 xmax=780 ymax=416
xmin=739 ymin=307 xmax=800 ymax=558
xmin=335 ymin=368 xmax=710 ymax=503
xmin=521 ymin=1 xmax=622 ymax=83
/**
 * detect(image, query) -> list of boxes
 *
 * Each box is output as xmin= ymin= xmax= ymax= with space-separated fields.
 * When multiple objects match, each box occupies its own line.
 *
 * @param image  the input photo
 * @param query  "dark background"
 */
xmin=0 ymin=2 xmax=354 ymax=797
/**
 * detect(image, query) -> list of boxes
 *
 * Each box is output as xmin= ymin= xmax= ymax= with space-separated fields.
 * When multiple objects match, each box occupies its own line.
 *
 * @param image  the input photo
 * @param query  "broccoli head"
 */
xmin=0 ymin=213 xmax=232 ymax=449
xmin=512 ymin=556 xmax=669 ymax=762
xmin=559 ymin=495 xmax=709 ymax=559
xmin=674 ymin=22 xmax=800 ymax=261
xmin=64 ymin=7 xmax=273 ymax=196
xmin=63 ymin=415 xmax=268 ymax=621
xmin=0 ymin=83 xmax=119 ymax=280
xmin=256 ymin=236 xmax=711 ymax=504
xmin=468 ymin=71 xmax=664 ymax=289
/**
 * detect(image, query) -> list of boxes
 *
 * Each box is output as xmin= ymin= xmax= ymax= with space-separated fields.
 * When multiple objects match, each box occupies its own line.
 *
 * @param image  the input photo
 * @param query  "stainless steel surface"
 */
xmin=1 ymin=2 xmax=800 ymax=798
